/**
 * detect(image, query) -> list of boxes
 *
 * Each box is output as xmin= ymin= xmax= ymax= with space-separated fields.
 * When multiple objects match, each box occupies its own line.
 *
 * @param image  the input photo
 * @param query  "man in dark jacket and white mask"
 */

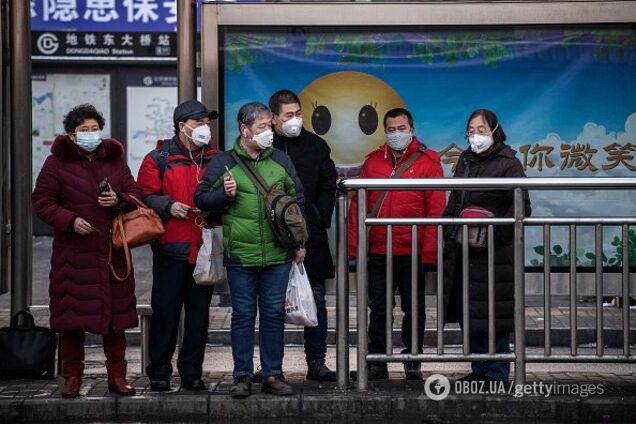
xmin=270 ymin=89 xmax=338 ymax=381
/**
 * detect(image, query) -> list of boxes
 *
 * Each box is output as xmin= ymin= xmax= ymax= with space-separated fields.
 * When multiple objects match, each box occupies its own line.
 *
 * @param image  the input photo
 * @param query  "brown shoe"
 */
xmin=108 ymin=377 xmax=136 ymax=396
xmin=349 ymin=363 xmax=389 ymax=380
xmin=403 ymin=362 xmax=423 ymax=381
xmin=262 ymin=375 xmax=293 ymax=396
xmin=62 ymin=376 xmax=82 ymax=398
xmin=230 ymin=377 xmax=252 ymax=398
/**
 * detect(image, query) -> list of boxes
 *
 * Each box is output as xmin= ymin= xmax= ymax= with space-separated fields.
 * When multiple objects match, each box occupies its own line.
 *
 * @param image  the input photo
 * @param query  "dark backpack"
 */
xmin=231 ymin=151 xmax=308 ymax=248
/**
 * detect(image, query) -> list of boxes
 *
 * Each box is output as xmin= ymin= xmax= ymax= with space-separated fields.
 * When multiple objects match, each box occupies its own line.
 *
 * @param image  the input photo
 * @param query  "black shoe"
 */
xmin=150 ymin=380 xmax=171 ymax=392
xmin=457 ymin=372 xmax=483 ymax=382
xmin=230 ymin=377 xmax=252 ymax=398
xmin=350 ymin=363 xmax=388 ymax=380
xmin=306 ymin=360 xmax=336 ymax=382
xmin=403 ymin=362 xmax=423 ymax=381
xmin=181 ymin=378 xmax=206 ymax=391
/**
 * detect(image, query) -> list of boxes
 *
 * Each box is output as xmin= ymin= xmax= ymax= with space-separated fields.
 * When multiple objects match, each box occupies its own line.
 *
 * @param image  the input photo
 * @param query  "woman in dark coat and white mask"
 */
xmin=32 ymin=104 xmax=142 ymax=398
xmin=442 ymin=109 xmax=531 ymax=383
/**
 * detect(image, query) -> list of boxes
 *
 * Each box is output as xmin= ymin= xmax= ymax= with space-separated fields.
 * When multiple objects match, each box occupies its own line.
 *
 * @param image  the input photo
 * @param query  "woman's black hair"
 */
xmin=466 ymin=109 xmax=506 ymax=144
xmin=63 ymin=104 xmax=105 ymax=134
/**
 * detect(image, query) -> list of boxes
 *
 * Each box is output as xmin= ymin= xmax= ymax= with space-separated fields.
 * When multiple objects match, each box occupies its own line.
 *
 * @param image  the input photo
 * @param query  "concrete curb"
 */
xmin=2 ymin=391 xmax=635 ymax=423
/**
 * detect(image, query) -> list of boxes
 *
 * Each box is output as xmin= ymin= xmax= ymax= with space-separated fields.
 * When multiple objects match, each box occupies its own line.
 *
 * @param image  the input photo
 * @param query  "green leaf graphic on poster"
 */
xmin=224 ymin=29 xmax=636 ymax=73
xmin=224 ymin=33 xmax=287 ymax=74
xmin=532 ymin=229 xmax=636 ymax=268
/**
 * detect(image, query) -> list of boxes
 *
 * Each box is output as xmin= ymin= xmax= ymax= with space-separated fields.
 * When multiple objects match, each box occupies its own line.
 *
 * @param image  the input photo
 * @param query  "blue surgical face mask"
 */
xmin=75 ymin=131 xmax=102 ymax=152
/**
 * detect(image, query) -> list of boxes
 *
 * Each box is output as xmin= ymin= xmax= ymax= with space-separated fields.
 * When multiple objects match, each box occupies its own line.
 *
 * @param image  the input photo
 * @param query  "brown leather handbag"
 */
xmin=109 ymin=195 xmax=165 ymax=281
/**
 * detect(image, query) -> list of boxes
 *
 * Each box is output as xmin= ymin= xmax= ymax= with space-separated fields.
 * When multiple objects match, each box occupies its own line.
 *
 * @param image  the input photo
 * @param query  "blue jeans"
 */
xmin=304 ymin=280 xmax=328 ymax=362
xmin=226 ymin=263 xmax=291 ymax=379
xmin=469 ymin=332 xmax=511 ymax=382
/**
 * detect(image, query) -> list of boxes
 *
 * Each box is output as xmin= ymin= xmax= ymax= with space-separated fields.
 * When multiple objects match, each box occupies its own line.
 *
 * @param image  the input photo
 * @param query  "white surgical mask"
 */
xmin=185 ymin=124 xmax=211 ymax=147
xmin=385 ymin=131 xmax=412 ymax=151
xmin=253 ymin=129 xmax=274 ymax=149
xmin=281 ymin=116 xmax=302 ymax=138
xmin=75 ymin=131 xmax=102 ymax=152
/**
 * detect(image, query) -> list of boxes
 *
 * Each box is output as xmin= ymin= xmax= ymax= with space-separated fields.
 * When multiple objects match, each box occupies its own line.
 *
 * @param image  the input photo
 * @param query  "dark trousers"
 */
xmin=61 ymin=330 xmax=127 ymax=379
xmin=146 ymin=252 xmax=214 ymax=382
xmin=368 ymin=255 xmax=426 ymax=355
xmin=304 ymin=280 xmax=328 ymax=362
xmin=451 ymin=261 xmax=511 ymax=381
xmin=469 ymin=332 xmax=511 ymax=381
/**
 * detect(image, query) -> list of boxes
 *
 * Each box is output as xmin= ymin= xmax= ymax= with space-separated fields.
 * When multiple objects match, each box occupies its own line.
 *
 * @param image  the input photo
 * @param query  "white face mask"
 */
xmin=468 ymin=134 xmax=494 ymax=154
xmin=385 ymin=131 xmax=412 ymax=151
xmin=468 ymin=123 xmax=498 ymax=154
xmin=253 ymin=129 xmax=273 ymax=149
xmin=185 ymin=124 xmax=211 ymax=147
xmin=281 ymin=116 xmax=302 ymax=138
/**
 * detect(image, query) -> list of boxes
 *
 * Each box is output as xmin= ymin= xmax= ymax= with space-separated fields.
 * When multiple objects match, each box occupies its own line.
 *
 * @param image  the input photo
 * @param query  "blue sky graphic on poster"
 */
xmin=222 ymin=28 xmax=636 ymax=266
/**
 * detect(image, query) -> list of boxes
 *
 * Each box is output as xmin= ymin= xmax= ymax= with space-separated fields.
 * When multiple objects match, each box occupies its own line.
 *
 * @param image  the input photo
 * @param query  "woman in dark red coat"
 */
xmin=32 ymin=104 xmax=142 ymax=398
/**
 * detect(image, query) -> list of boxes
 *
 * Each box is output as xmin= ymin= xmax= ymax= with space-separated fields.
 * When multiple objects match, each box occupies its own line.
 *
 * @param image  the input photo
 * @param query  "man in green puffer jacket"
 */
xmin=195 ymin=102 xmax=306 ymax=398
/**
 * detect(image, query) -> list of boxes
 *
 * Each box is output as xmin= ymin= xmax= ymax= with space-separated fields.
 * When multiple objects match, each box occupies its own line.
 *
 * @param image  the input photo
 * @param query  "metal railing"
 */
xmin=335 ymin=177 xmax=636 ymax=390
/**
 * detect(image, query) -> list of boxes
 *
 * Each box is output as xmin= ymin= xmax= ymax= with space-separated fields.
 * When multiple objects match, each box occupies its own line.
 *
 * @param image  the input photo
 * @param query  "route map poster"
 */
xmin=32 ymin=73 xmax=111 ymax=185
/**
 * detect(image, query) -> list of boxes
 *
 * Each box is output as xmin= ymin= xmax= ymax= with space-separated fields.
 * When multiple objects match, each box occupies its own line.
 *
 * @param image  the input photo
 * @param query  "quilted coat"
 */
xmin=137 ymin=136 xmax=218 ymax=264
xmin=194 ymin=139 xmax=305 ymax=268
xmin=32 ymin=135 xmax=142 ymax=334
xmin=442 ymin=142 xmax=532 ymax=334
xmin=348 ymin=137 xmax=447 ymax=264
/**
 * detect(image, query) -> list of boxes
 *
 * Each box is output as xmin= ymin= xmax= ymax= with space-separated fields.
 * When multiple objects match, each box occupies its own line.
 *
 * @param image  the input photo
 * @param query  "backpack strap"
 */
xmin=368 ymin=150 xmax=423 ymax=219
xmin=156 ymin=138 xmax=171 ymax=181
xmin=231 ymin=151 xmax=272 ymax=197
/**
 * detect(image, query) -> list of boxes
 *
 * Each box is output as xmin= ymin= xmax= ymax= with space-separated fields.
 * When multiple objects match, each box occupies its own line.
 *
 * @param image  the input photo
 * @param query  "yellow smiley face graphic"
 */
xmin=299 ymin=71 xmax=406 ymax=174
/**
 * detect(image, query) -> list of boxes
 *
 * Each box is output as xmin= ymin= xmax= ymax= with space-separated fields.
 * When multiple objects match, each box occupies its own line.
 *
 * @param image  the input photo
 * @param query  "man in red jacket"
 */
xmin=137 ymin=100 xmax=218 ymax=392
xmin=348 ymin=108 xmax=446 ymax=380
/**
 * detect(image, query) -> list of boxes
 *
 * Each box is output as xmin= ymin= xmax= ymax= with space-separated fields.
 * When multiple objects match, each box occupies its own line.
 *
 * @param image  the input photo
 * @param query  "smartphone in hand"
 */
xmin=98 ymin=177 xmax=109 ymax=195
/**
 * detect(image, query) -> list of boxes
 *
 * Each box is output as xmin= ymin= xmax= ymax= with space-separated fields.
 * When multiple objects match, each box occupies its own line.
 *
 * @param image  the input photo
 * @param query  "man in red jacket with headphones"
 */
xmin=349 ymin=108 xmax=446 ymax=381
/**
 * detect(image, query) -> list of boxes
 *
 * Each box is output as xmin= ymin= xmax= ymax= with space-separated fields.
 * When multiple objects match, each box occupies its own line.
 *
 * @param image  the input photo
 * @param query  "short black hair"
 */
xmin=383 ymin=108 xmax=413 ymax=129
xmin=466 ymin=109 xmax=507 ymax=144
xmin=63 ymin=104 xmax=105 ymax=134
xmin=269 ymin=89 xmax=301 ymax=116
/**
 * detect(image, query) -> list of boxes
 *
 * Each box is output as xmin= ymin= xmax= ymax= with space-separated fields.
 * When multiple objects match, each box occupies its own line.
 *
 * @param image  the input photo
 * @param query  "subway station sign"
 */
xmin=32 ymin=30 xmax=176 ymax=59
xmin=30 ymin=0 xmax=201 ymax=59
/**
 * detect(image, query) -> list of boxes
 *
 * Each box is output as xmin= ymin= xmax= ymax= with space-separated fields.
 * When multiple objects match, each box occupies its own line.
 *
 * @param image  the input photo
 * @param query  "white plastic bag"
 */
xmin=284 ymin=262 xmax=318 ymax=327
xmin=193 ymin=226 xmax=226 ymax=285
